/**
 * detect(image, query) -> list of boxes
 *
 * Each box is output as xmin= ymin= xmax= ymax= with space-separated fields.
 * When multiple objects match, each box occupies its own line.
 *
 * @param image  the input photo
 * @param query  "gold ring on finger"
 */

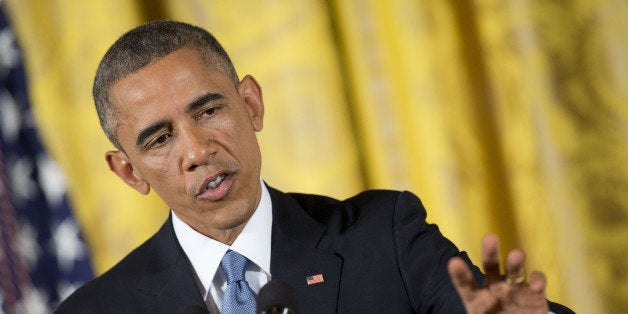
xmin=505 ymin=272 xmax=527 ymax=285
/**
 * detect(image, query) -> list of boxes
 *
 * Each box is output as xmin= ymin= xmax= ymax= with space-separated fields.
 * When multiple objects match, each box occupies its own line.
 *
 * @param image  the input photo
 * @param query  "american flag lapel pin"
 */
xmin=306 ymin=273 xmax=324 ymax=285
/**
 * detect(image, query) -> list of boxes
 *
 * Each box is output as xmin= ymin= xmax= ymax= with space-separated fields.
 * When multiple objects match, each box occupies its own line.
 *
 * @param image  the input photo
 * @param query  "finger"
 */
xmin=528 ymin=270 xmax=547 ymax=294
xmin=505 ymin=249 xmax=526 ymax=286
xmin=467 ymin=290 xmax=500 ymax=313
xmin=448 ymin=256 xmax=478 ymax=302
xmin=509 ymin=271 xmax=548 ymax=309
xmin=481 ymin=233 xmax=501 ymax=284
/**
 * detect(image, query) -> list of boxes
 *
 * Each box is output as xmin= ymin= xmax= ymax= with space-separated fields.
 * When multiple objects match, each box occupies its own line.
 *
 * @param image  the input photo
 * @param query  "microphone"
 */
xmin=256 ymin=280 xmax=298 ymax=314
xmin=175 ymin=305 xmax=210 ymax=314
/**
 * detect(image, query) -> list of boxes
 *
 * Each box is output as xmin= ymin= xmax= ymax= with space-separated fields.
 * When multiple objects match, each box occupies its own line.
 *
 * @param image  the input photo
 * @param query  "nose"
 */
xmin=181 ymin=126 xmax=215 ymax=171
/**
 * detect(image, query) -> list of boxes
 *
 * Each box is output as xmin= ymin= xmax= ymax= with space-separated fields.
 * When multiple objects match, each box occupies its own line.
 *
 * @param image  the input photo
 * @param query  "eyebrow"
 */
xmin=136 ymin=120 xmax=169 ymax=148
xmin=185 ymin=92 xmax=225 ymax=113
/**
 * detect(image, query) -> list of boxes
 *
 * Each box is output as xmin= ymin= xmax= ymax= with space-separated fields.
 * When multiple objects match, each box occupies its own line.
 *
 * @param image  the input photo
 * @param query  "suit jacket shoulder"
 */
xmin=55 ymin=217 xmax=205 ymax=314
xmin=288 ymin=189 xmax=402 ymax=230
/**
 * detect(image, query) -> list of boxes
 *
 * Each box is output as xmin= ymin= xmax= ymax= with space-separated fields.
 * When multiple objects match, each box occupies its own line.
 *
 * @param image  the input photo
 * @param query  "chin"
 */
xmin=205 ymin=206 xmax=253 ymax=230
xmin=219 ymin=211 xmax=253 ymax=230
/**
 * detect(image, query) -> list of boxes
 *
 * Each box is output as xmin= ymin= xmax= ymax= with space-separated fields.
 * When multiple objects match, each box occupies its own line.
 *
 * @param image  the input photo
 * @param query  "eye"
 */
xmin=197 ymin=105 xmax=222 ymax=120
xmin=146 ymin=132 xmax=172 ymax=149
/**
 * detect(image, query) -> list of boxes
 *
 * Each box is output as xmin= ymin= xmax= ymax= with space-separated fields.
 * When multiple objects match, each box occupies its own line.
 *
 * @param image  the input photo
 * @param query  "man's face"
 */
xmin=106 ymin=47 xmax=264 ymax=240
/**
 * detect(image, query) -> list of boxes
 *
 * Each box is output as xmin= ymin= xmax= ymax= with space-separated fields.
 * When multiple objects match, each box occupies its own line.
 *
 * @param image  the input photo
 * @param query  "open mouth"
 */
xmin=207 ymin=174 xmax=225 ymax=190
xmin=196 ymin=172 xmax=233 ymax=201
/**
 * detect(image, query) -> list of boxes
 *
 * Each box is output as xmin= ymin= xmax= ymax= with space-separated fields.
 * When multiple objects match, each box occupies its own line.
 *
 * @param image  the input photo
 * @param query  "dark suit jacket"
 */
xmin=56 ymin=186 xmax=573 ymax=313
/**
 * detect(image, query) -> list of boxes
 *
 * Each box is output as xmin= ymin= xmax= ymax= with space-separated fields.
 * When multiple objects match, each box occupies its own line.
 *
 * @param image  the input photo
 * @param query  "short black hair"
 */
xmin=93 ymin=20 xmax=238 ymax=149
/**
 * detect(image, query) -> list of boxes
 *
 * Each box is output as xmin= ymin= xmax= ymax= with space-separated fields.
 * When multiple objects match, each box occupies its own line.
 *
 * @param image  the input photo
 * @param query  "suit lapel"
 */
xmin=137 ymin=216 xmax=207 ymax=313
xmin=268 ymin=186 xmax=342 ymax=313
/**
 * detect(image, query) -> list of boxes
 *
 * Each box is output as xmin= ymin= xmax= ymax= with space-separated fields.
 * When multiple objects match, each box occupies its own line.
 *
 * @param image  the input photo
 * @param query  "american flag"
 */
xmin=306 ymin=274 xmax=324 ymax=286
xmin=0 ymin=4 xmax=93 ymax=313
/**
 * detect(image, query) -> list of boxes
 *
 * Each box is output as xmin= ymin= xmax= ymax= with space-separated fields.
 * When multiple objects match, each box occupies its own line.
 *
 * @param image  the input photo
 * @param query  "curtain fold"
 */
xmin=6 ymin=0 xmax=627 ymax=312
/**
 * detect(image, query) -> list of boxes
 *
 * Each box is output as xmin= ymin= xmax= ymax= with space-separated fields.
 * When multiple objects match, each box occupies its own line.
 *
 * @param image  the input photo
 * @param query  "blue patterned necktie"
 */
xmin=221 ymin=250 xmax=257 ymax=313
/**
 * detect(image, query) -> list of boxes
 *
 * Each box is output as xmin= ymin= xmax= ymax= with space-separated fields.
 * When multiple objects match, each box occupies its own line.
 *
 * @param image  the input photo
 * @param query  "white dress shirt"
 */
xmin=172 ymin=180 xmax=273 ymax=313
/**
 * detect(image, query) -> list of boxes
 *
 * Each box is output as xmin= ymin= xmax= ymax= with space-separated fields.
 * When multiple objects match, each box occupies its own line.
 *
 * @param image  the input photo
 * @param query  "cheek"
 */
xmin=142 ymin=154 xmax=176 ymax=173
xmin=232 ymin=128 xmax=261 ymax=159
xmin=138 ymin=154 xmax=183 ymax=186
xmin=219 ymin=117 xmax=258 ymax=151
xmin=237 ymin=138 xmax=262 ymax=176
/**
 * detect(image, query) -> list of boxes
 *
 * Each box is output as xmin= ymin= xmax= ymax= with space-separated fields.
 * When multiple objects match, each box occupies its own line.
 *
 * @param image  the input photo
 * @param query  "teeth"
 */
xmin=207 ymin=175 xmax=224 ymax=190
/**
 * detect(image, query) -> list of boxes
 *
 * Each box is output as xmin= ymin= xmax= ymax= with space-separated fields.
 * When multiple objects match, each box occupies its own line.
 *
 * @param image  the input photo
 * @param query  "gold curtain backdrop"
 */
xmin=5 ymin=0 xmax=627 ymax=312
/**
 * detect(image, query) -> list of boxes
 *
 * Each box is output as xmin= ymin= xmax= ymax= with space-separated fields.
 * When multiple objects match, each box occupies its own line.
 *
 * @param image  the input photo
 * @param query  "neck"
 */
xmin=201 ymin=224 xmax=245 ymax=245
xmin=175 ymin=211 xmax=251 ymax=245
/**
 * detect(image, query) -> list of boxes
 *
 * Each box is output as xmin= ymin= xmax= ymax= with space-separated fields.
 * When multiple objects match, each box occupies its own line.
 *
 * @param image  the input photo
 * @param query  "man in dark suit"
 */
xmin=56 ymin=20 xmax=572 ymax=313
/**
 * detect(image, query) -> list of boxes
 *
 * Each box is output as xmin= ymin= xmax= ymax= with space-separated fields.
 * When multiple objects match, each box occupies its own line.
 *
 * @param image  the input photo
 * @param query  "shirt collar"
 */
xmin=171 ymin=180 xmax=273 ymax=293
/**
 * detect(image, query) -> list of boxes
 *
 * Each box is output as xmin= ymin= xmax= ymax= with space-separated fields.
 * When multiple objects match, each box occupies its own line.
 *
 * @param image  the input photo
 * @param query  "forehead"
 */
xmin=109 ymin=47 xmax=232 ymax=113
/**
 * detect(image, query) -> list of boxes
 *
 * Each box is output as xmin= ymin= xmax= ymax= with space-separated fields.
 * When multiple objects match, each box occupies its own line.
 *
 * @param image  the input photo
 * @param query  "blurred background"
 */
xmin=1 ymin=0 xmax=626 ymax=313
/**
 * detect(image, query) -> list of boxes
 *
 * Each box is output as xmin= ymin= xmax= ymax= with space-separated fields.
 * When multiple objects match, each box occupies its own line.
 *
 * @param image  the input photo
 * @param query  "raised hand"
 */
xmin=447 ymin=234 xmax=549 ymax=313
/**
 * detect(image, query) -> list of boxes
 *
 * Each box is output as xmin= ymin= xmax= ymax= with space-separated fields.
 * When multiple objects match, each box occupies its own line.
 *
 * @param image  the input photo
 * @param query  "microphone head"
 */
xmin=256 ymin=280 xmax=298 ymax=313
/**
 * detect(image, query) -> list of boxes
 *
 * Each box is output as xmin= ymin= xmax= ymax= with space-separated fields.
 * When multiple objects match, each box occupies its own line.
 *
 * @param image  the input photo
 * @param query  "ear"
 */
xmin=105 ymin=150 xmax=150 ymax=195
xmin=238 ymin=75 xmax=264 ymax=132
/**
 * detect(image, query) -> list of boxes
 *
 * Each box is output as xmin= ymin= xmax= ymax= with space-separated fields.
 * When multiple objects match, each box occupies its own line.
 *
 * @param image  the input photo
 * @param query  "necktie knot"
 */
xmin=220 ymin=250 xmax=256 ymax=313
xmin=221 ymin=250 xmax=249 ymax=284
